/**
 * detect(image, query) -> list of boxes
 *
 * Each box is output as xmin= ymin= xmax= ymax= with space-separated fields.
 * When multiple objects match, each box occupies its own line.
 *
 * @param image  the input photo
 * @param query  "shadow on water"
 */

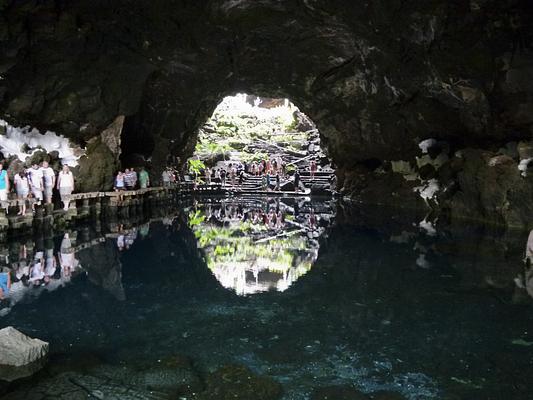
xmin=0 ymin=196 xmax=532 ymax=399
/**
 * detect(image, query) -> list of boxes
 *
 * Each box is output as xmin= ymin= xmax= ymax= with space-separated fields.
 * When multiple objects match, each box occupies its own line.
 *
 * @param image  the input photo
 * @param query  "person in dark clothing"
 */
xmin=294 ymin=169 xmax=300 ymax=192
xmin=239 ymin=170 xmax=245 ymax=187
xmin=275 ymin=173 xmax=280 ymax=191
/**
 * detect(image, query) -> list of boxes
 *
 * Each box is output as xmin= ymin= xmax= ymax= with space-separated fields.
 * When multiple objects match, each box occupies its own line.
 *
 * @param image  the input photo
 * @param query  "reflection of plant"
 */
xmin=188 ymin=210 xmax=206 ymax=227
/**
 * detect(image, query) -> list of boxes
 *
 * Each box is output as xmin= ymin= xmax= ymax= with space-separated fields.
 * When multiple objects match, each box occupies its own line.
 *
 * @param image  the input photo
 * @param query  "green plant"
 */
xmin=188 ymin=159 xmax=206 ymax=175
xmin=188 ymin=210 xmax=206 ymax=227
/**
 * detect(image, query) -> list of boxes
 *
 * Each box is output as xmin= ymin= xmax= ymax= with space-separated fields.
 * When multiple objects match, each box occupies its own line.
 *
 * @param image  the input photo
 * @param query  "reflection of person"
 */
xmin=0 ymin=161 xmax=10 ymax=212
xmin=59 ymin=233 xmax=76 ymax=276
xmin=29 ymin=259 xmax=45 ymax=284
xmin=0 ymin=270 xmax=10 ymax=299
xmin=519 ymin=230 xmax=533 ymax=299
xmin=44 ymin=248 xmax=57 ymax=283
xmin=57 ymin=165 xmax=74 ymax=211
xmin=161 ymin=169 xmax=171 ymax=187
xmin=117 ymin=234 xmax=125 ymax=251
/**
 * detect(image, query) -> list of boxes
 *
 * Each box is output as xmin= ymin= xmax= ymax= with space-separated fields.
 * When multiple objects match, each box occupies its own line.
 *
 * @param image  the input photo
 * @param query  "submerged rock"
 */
xmin=370 ymin=391 xmax=407 ymax=400
xmin=0 ymin=327 xmax=49 ymax=382
xmin=195 ymin=364 xmax=282 ymax=400
xmin=311 ymin=385 xmax=370 ymax=400
xmin=311 ymin=386 xmax=406 ymax=400
xmin=1 ymin=371 xmax=170 ymax=400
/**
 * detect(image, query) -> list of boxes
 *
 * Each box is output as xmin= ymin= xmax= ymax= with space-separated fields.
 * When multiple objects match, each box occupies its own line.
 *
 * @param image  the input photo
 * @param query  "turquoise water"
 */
xmin=0 ymin=197 xmax=532 ymax=399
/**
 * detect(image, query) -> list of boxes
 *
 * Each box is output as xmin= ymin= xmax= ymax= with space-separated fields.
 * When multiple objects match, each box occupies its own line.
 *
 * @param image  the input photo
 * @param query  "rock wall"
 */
xmin=1 ymin=0 xmax=533 ymax=226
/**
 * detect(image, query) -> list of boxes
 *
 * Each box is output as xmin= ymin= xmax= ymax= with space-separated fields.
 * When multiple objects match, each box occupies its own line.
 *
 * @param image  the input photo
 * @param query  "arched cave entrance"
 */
xmin=187 ymin=93 xmax=335 ymax=194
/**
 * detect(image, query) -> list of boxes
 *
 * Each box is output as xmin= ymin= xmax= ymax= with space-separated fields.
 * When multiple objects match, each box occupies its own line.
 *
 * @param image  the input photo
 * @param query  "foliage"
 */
xmin=188 ymin=210 xmax=206 ymax=227
xmin=188 ymin=158 xmax=206 ymax=175
xmin=193 ymin=95 xmax=309 ymax=167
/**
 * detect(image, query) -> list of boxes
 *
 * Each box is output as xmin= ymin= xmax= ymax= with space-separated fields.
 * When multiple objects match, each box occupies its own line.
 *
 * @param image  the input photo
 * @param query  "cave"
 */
xmin=1 ymin=0 xmax=532 ymax=226
xmin=1 ymin=1 xmax=533 ymax=399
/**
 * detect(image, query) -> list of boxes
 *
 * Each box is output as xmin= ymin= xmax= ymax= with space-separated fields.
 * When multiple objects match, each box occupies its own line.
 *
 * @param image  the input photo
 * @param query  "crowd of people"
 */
xmin=114 ymin=167 xmax=151 ymax=191
xmin=198 ymin=156 xmax=313 ymax=193
xmin=0 ymin=160 xmax=75 ymax=215
xmin=200 ymin=199 xmax=321 ymax=235
xmin=160 ymin=167 xmax=181 ymax=187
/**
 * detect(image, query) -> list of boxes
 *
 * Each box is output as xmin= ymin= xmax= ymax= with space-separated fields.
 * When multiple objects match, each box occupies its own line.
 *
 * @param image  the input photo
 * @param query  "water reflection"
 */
xmin=514 ymin=229 xmax=533 ymax=299
xmin=186 ymin=197 xmax=335 ymax=295
xmin=0 ymin=234 xmax=82 ymax=317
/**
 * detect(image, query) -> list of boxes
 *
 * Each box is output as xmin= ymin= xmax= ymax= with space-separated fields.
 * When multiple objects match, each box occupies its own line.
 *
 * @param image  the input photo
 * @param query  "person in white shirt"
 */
xmin=56 ymin=165 xmax=74 ymax=211
xmin=14 ymin=170 xmax=30 ymax=215
xmin=29 ymin=163 xmax=44 ymax=206
xmin=40 ymin=161 xmax=56 ymax=205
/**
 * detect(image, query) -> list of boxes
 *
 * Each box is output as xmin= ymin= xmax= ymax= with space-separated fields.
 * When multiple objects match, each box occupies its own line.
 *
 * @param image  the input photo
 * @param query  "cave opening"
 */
xmin=188 ymin=93 xmax=335 ymax=194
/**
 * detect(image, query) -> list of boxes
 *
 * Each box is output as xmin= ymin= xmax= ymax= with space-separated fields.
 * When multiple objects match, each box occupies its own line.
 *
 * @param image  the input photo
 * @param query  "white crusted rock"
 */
xmin=0 ymin=327 xmax=49 ymax=381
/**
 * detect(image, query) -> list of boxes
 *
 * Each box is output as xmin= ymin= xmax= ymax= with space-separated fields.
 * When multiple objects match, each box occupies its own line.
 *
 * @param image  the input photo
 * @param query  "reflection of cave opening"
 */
xmin=189 ymin=93 xmax=335 ymax=194
xmin=187 ymin=197 xmax=335 ymax=295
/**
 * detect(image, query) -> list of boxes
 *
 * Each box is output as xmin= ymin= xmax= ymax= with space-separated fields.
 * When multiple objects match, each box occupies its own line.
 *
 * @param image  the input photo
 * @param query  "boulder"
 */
xmin=0 ymin=326 xmax=49 ymax=381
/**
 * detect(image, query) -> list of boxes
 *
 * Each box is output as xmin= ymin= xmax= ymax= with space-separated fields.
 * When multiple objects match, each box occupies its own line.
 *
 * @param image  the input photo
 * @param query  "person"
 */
xmin=265 ymin=171 xmax=270 ymax=191
xmin=124 ymin=168 xmax=134 ymax=190
xmin=205 ymin=167 xmax=211 ymax=185
xmin=261 ymin=173 xmax=268 ymax=191
xmin=310 ymin=159 xmax=317 ymax=179
xmin=229 ymin=165 xmax=236 ymax=189
xmin=275 ymin=173 xmax=281 ymax=191
xmin=161 ymin=169 xmax=171 ymax=187
xmin=131 ymin=168 xmax=138 ymax=188
xmin=115 ymin=171 xmax=125 ymax=191
xmin=220 ymin=168 xmax=226 ymax=186
xmin=14 ymin=170 xmax=29 ymax=216
xmin=139 ymin=167 xmax=150 ymax=189
xmin=40 ymin=161 xmax=56 ymax=204
xmin=0 ymin=161 xmax=10 ymax=213
xmin=29 ymin=163 xmax=44 ymax=207
xmin=294 ymin=169 xmax=301 ymax=192
xmin=57 ymin=165 xmax=74 ymax=211
xmin=238 ymin=169 xmax=245 ymax=188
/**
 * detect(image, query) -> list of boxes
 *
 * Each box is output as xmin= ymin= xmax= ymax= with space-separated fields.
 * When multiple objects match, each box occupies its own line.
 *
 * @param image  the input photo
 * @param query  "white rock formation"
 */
xmin=0 ymin=326 xmax=49 ymax=368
